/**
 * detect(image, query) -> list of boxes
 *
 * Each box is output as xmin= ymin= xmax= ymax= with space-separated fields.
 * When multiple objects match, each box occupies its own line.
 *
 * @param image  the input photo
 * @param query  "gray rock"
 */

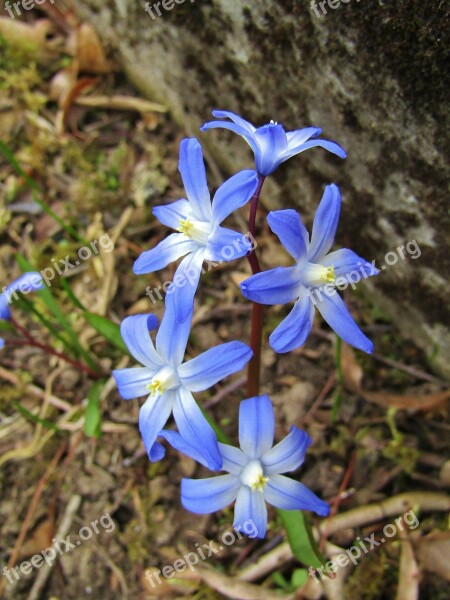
xmin=73 ymin=0 xmax=450 ymax=376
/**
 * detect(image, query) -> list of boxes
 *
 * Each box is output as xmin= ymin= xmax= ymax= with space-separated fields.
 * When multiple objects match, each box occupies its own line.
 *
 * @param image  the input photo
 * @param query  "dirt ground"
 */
xmin=0 ymin=5 xmax=449 ymax=600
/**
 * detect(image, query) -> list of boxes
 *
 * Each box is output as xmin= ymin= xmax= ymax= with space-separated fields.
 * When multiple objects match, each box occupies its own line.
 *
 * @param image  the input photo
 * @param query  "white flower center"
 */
xmin=147 ymin=365 xmax=179 ymax=396
xmin=301 ymin=262 xmax=335 ymax=288
xmin=178 ymin=219 xmax=212 ymax=245
xmin=240 ymin=459 xmax=269 ymax=492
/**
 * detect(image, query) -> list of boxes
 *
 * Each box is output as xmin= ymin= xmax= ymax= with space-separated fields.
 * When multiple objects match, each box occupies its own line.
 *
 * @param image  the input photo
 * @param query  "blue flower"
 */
xmin=112 ymin=297 xmax=252 ymax=470
xmin=133 ymin=138 xmax=258 ymax=321
xmin=172 ymin=395 xmax=328 ymax=538
xmin=201 ymin=110 xmax=347 ymax=176
xmin=240 ymin=185 xmax=379 ymax=354
xmin=0 ymin=272 xmax=44 ymax=348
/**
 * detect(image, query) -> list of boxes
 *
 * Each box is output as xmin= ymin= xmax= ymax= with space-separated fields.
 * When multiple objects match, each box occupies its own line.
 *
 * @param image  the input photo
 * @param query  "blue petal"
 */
xmin=178 ymin=341 xmax=252 ymax=392
xmin=269 ymin=295 xmax=315 ymax=353
xmin=205 ymin=226 xmax=252 ymax=263
xmin=155 ymin=293 xmax=193 ymax=365
xmin=113 ymin=366 xmax=154 ymax=400
xmin=284 ymin=138 xmax=347 ymax=161
xmin=167 ymin=249 xmax=205 ymax=323
xmin=240 ymin=267 xmax=301 ymax=305
xmin=263 ymin=474 xmax=330 ymax=516
xmin=133 ymin=233 xmax=198 ymax=275
xmin=267 ymin=209 xmax=309 ymax=262
xmin=211 ymin=170 xmax=258 ymax=225
xmin=173 ymin=387 xmax=223 ymax=471
xmin=120 ymin=314 xmax=164 ymax=369
xmin=200 ymin=121 xmax=260 ymax=157
xmin=148 ymin=441 xmax=166 ymax=462
xmin=233 ymin=486 xmax=267 ymax=539
xmin=158 ymin=430 xmax=212 ymax=468
xmin=152 ymin=199 xmax=191 ymax=230
xmin=181 ymin=474 xmax=240 ymax=513
xmin=178 ymin=138 xmax=211 ymax=222
xmin=308 ymin=184 xmax=341 ymax=262
xmin=315 ymin=288 xmax=374 ymax=353
xmin=218 ymin=442 xmax=248 ymax=475
xmin=261 ymin=426 xmax=312 ymax=475
xmin=0 ymin=337 xmax=5 ymax=349
xmin=286 ymin=127 xmax=322 ymax=149
xmin=253 ymin=124 xmax=288 ymax=175
xmin=210 ymin=110 xmax=256 ymax=134
xmin=320 ymin=249 xmax=379 ymax=284
xmin=139 ymin=391 xmax=174 ymax=460
xmin=0 ymin=272 xmax=44 ymax=319
xmin=239 ymin=395 xmax=274 ymax=458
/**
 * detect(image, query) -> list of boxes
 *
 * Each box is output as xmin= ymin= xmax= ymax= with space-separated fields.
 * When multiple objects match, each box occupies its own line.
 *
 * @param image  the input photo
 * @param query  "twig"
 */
xmin=27 ymin=495 xmax=82 ymax=600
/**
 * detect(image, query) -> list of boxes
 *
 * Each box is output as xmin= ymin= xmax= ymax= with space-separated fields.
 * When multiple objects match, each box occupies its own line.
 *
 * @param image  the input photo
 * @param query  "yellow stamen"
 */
xmin=178 ymin=219 xmax=193 ymax=235
xmin=251 ymin=474 xmax=270 ymax=492
xmin=324 ymin=266 xmax=335 ymax=283
xmin=147 ymin=380 xmax=164 ymax=395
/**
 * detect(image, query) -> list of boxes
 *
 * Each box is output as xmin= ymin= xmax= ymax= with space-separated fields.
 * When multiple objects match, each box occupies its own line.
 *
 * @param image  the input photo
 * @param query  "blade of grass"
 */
xmin=278 ymin=509 xmax=328 ymax=570
xmin=0 ymin=140 xmax=88 ymax=245
xmin=12 ymin=400 xmax=60 ymax=432
xmin=84 ymin=379 xmax=105 ymax=438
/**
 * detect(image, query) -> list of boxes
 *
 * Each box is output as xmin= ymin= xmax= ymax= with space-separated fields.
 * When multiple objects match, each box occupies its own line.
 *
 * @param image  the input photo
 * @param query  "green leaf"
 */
xmin=12 ymin=400 xmax=60 ymax=432
xmin=278 ymin=509 xmax=327 ymax=570
xmin=84 ymin=379 xmax=105 ymax=438
xmin=291 ymin=568 xmax=309 ymax=589
xmin=83 ymin=312 xmax=128 ymax=353
xmin=60 ymin=279 xmax=86 ymax=311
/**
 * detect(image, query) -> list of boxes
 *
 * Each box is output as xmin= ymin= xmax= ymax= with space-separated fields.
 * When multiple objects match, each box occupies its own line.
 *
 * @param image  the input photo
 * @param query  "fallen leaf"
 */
xmin=17 ymin=518 xmax=54 ymax=560
xmin=361 ymin=389 xmax=450 ymax=412
xmin=341 ymin=343 xmax=364 ymax=393
xmin=69 ymin=23 xmax=112 ymax=74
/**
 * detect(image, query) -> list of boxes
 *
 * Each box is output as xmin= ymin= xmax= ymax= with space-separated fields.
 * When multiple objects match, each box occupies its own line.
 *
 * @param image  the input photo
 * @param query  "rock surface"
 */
xmin=73 ymin=0 xmax=450 ymax=376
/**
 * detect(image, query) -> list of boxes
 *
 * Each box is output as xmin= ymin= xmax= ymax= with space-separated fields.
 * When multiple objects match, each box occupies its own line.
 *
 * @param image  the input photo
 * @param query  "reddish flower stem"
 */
xmin=246 ymin=175 xmax=265 ymax=398
xmin=8 ymin=317 xmax=102 ymax=379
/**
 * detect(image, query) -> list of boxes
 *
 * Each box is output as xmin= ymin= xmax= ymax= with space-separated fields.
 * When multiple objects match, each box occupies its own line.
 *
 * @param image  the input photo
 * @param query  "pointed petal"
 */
xmin=139 ymin=392 xmax=174 ymax=460
xmin=0 ymin=337 xmax=4 ymax=349
xmin=120 ymin=314 xmax=164 ymax=369
xmin=179 ymin=341 xmax=252 ymax=392
xmin=113 ymin=366 xmax=154 ymax=399
xmin=133 ymin=233 xmax=197 ymax=275
xmin=148 ymin=441 xmax=166 ymax=462
xmin=152 ymin=199 xmax=191 ymax=230
xmin=181 ymin=474 xmax=240 ymax=513
xmin=218 ymin=442 xmax=248 ymax=475
xmin=269 ymin=295 xmax=315 ymax=353
xmin=157 ymin=430 xmax=213 ymax=468
xmin=167 ymin=249 xmax=205 ymax=322
xmin=239 ymin=395 xmax=274 ymax=458
xmin=178 ymin=138 xmax=211 ymax=222
xmin=308 ymin=184 xmax=341 ymax=262
xmin=315 ymin=288 xmax=374 ymax=353
xmin=210 ymin=110 xmax=256 ymax=134
xmin=253 ymin=124 xmax=287 ymax=175
xmin=262 ymin=426 xmax=312 ymax=475
xmin=173 ymin=387 xmax=223 ymax=470
xmin=267 ymin=209 xmax=309 ymax=262
xmin=211 ymin=170 xmax=258 ymax=225
xmin=155 ymin=293 xmax=193 ymax=365
xmin=320 ymin=248 xmax=379 ymax=284
xmin=264 ymin=474 xmax=329 ymax=516
xmin=233 ymin=487 xmax=267 ymax=538
xmin=283 ymin=138 xmax=347 ymax=161
xmin=286 ymin=127 xmax=322 ymax=148
xmin=205 ymin=226 xmax=252 ymax=262
xmin=200 ymin=121 xmax=260 ymax=157
xmin=240 ymin=267 xmax=301 ymax=305
xmin=1 ymin=272 xmax=44 ymax=319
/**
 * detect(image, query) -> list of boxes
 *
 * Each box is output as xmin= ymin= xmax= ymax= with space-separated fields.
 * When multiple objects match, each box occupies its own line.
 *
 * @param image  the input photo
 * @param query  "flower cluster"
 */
xmin=113 ymin=110 xmax=378 ymax=536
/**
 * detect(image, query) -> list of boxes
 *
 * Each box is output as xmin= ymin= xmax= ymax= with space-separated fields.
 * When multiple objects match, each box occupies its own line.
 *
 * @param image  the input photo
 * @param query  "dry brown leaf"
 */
xmin=16 ymin=518 xmax=54 ymax=560
xmin=361 ymin=389 xmax=450 ymax=412
xmin=70 ymin=23 xmax=112 ymax=74
xmin=414 ymin=531 xmax=450 ymax=581
xmin=341 ymin=343 xmax=364 ymax=393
